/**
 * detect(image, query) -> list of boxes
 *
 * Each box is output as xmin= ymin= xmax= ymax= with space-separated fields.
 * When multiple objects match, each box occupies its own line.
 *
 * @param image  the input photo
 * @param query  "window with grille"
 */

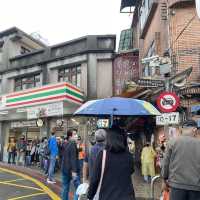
xmin=58 ymin=65 xmax=81 ymax=87
xmin=118 ymin=29 xmax=133 ymax=52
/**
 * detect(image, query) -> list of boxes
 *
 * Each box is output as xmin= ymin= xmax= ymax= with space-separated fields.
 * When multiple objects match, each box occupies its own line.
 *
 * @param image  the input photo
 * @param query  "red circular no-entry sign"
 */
xmin=157 ymin=92 xmax=180 ymax=113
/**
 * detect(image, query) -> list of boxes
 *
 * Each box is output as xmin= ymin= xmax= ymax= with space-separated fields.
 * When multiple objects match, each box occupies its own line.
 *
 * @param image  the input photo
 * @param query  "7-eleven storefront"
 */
xmin=0 ymin=82 xmax=84 ymax=161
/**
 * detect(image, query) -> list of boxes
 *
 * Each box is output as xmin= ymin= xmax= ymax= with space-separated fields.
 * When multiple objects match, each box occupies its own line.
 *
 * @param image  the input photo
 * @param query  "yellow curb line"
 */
xmin=0 ymin=181 xmax=43 ymax=191
xmin=0 ymin=167 xmax=61 ymax=200
xmin=2 ymin=178 xmax=25 ymax=183
xmin=8 ymin=192 xmax=46 ymax=200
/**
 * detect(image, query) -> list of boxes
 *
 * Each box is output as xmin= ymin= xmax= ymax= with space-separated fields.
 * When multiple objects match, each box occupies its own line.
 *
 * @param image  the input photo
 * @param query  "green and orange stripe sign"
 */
xmin=0 ymin=82 xmax=84 ymax=109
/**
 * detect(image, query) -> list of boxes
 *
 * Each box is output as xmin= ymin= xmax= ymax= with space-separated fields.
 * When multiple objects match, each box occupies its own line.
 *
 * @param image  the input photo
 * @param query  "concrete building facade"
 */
xmin=0 ymin=27 xmax=116 ymax=161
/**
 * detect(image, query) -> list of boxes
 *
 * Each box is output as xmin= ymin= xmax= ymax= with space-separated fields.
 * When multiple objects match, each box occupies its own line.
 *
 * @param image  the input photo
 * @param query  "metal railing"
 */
xmin=150 ymin=175 xmax=161 ymax=200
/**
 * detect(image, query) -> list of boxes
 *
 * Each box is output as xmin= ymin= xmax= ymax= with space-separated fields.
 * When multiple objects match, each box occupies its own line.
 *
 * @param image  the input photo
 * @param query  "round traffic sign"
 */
xmin=157 ymin=92 xmax=180 ymax=112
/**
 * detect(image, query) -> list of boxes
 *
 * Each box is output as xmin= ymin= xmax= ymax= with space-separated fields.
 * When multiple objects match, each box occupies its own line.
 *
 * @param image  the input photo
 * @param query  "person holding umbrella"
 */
xmin=87 ymin=126 xmax=135 ymax=200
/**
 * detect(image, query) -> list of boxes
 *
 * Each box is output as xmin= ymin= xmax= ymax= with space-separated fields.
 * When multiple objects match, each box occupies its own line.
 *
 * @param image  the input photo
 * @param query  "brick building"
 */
xmin=120 ymin=0 xmax=200 ymax=117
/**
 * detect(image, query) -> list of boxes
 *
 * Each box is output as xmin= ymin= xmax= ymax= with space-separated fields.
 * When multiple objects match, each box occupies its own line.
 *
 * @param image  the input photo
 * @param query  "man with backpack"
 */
xmin=47 ymin=128 xmax=58 ymax=184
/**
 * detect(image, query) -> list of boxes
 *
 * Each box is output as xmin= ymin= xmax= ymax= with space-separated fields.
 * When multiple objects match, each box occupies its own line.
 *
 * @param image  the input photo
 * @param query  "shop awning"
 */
xmin=0 ymin=82 xmax=85 ymax=120
xmin=0 ymin=82 xmax=84 ymax=110
xmin=120 ymin=0 xmax=137 ymax=12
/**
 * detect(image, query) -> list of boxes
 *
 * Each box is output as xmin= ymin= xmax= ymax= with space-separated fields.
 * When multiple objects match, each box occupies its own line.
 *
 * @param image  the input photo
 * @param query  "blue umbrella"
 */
xmin=74 ymin=97 xmax=160 ymax=116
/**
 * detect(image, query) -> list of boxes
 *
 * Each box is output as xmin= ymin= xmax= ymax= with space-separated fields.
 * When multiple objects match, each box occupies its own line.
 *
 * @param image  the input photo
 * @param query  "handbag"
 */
xmin=93 ymin=150 xmax=107 ymax=200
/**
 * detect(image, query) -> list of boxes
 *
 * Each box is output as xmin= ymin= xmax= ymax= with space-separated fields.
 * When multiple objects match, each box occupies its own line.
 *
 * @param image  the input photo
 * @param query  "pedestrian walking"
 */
xmin=82 ymin=134 xmax=95 ymax=183
xmin=7 ymin=137 xmax=16 ymax=164
xmin=56 ymin=137 xmax=63 ymax=170
xmin=30 ymin=140 xmax=37 ymax=164
xmin=47 ymin=128 xmax=58 ymax=184
xmin=162 ymin=120 xmax=200 ymax=200
xmin=77 ymin=136 xmax=85 ymax=177
xmin=17 ymin=136 xmax=27 ymax=166
xmin=87 ymin=126 xmax=135 ymax=200
xmin=83 ymin=129 xmax=106 ymax=182
xmin=38 ymin=138 xmax=46 ymax=169
xmin=141 ymin=142 xmax=156 ymax=183
xmin=43 ymin=138 xmax=50 ymax=175
xmin=61 ymin=130 xmax=80 ymax=200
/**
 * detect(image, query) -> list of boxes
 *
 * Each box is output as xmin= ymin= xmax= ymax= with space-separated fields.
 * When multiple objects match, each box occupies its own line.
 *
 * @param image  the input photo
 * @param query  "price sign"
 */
xmin=156 ymin=112 xmax=179 ymax=125
xmin=97 ymin=119 xmax=109 ymax=128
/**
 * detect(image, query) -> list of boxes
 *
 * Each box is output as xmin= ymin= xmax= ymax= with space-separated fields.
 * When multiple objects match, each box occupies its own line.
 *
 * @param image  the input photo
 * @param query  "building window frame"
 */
xmin=14 ymin=74 xmax=41 ymax=91
xmin=143 ymin=40 xmax=156 ymax=77
xmin=58 ymin=65 xmax=81 ymax=87
xmin=139 ymin=0 xmax=158 ymax=38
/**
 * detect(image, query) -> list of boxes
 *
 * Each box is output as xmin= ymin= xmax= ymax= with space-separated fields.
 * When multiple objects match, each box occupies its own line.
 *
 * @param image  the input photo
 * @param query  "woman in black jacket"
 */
xmin=87 ymin=126 xmax=135 ymax=200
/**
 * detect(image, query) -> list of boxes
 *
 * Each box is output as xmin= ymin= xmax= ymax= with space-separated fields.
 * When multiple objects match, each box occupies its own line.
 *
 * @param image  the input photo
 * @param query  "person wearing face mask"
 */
xmin=61 ymin=129 xmax=80 ymax=200
xmin=162 ymin=120 xmax=200 ymax=200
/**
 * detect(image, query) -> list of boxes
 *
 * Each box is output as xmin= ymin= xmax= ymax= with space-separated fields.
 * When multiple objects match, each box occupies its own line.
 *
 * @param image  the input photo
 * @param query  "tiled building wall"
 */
xmin=170 ymin=4 xmax=200 ymax=81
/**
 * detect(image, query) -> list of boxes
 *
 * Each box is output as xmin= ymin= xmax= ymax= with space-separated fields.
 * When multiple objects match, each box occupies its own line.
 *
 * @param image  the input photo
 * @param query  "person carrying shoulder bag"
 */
xmin=87 ymin=126 xmax=135 ymax=200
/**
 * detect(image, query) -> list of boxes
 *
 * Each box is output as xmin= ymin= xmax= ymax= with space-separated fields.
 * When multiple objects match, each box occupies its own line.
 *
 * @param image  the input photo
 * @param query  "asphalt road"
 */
xmin=0 ymin=167 xmax=60 ymax=200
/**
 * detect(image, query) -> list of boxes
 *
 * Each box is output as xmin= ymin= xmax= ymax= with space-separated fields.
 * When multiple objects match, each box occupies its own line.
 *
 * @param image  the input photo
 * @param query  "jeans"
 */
xmin=170 ymin=187 xmax=200 ymax=200
xmin=48 ymin=156 xmax=56 ymax=180
xmin=62 ymin=171 xmax=80 ymax=200
xmin=17 ymin=152 xmax=25 ymax=166
xmin=8 ymin=152 xmax=16 ymax=164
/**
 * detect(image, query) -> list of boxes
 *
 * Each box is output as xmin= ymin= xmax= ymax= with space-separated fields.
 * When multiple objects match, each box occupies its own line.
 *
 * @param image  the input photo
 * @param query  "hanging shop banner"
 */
xmin=11 ymin=120 xmax=37 ymax=128
xmin=157 ymin=92 xmax=180 ymax=113
xmin=27 ymin=102 xmax=63 ymax=119
xmin=156 ymin=112 xmax=179 ymax=125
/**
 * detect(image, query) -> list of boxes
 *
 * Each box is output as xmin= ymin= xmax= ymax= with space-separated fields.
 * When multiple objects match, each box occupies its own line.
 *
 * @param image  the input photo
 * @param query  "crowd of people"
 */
xmin=6 ymin=119 xmax=200 ymax=200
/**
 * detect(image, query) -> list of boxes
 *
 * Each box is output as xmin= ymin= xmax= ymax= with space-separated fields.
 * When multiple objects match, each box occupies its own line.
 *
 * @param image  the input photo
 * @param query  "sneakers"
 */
xmin=47 ymin=178 xmax=56 ymax=184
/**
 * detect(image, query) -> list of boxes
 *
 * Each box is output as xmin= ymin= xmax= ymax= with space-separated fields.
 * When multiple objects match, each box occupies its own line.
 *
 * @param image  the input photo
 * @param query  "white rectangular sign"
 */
xmin=97 ymin=119 xmax=109 ymax=128
xmin=11 ymin=120 xmax=37 ymax=128
xmin=27 ymin=102 xmax=63 ymax=119
xmin=156 ymin=112 xmax=179 ymax=125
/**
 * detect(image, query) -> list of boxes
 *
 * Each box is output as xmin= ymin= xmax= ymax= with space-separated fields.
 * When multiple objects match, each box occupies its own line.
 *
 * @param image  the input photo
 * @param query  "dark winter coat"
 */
xmin=87 ymin=150 xmax=135 ymax=200
xmin=61 ymin=140 xmax=79 ymax=176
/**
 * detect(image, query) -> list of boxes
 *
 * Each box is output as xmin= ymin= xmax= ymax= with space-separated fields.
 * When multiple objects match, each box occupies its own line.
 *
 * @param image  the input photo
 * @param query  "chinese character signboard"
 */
xmin=137 ymin=79 xmax=165 ymax=88
xmin=27 ymin=102 xmax=63 ymax=119
xmin=156 ymin=112 xmax=179 ymax=125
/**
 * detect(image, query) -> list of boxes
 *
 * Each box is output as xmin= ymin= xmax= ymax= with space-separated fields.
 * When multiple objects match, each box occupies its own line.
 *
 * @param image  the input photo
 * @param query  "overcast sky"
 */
xmin=0 ymin=0 xmax=132 ymax=47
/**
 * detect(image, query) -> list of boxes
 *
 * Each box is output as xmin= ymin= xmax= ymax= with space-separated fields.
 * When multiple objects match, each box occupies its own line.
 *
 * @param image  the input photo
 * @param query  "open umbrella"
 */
xmin=74 ymin=97 xmax=160 ymax=116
